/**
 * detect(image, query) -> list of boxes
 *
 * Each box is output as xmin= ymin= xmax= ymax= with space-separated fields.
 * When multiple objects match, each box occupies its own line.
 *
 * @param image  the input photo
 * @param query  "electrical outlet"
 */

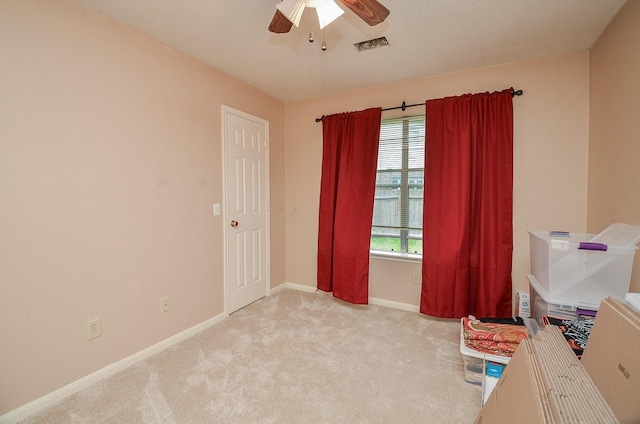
xmin=411 ymin=272 xmax=422 ymax=284
xmin=161 ymin=296 xmax=170 ymax=313
xmin=87 ymin=317 xmax=101 ymax=340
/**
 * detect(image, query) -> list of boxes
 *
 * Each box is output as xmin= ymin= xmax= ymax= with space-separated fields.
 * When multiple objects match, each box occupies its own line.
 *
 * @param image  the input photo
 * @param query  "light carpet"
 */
xmin=21 ymin=289 xmax=482 ymax=423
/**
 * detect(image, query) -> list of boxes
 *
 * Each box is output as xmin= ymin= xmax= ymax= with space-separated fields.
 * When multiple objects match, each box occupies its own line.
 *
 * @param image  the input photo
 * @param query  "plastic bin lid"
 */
xmin=590 ymin=223 xmax=640 ymax=247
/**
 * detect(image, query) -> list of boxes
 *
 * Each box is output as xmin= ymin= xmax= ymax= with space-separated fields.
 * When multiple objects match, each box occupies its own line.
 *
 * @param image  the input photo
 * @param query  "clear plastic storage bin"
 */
xmin=528 ymin=223 xmax=640 ymax=307
xmin=462 ymin=354 xmax=484 ymax=385
xmin=528 ymin=274 xmax=591 ymax=323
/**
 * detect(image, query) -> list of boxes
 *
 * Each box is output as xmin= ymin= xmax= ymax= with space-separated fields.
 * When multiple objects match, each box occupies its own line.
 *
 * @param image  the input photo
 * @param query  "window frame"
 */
xmin=370 ymin=114 xmax=425 ymax=260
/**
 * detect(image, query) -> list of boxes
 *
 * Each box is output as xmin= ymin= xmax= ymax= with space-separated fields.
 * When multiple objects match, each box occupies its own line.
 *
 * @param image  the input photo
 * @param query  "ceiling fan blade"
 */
xmin=268 ymin=10 xmax=294 ymax=33
xmin=338 ymin=0 xmax=390 ymax=26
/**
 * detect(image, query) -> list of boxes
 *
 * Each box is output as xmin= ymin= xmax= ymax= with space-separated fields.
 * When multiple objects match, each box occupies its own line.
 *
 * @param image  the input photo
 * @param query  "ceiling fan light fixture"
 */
xmin=268 ymin=0 xmax=389 ymax=34
xmin=275 ymin=0 xmax=345 ymax=30
xmin=275 ymin=0 xmax=306 ymax=27
xmin=312 ymin=0 xmax=344 ymax=29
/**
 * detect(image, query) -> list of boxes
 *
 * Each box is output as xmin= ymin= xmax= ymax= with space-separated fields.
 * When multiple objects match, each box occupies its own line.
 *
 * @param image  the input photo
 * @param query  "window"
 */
xmin=371 ymin=115 xmax=425 ymax=255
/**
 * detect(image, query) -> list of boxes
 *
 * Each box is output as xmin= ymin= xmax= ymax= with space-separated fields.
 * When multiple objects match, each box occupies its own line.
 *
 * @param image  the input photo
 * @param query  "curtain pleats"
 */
xmin=420 ymin=90 xmax=513 ymax=318
xmin=317 ymin=108 xmax=382 ymax=304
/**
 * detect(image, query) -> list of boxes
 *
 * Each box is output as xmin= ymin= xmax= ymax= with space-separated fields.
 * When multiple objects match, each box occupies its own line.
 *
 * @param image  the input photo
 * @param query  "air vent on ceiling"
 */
xmin=354 ymin=36 xmax=389 ymax=52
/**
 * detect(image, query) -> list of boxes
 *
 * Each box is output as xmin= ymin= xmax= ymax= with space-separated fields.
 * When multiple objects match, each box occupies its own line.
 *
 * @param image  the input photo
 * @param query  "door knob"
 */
xmin=230 ymin=220 xmax=239 ymax=228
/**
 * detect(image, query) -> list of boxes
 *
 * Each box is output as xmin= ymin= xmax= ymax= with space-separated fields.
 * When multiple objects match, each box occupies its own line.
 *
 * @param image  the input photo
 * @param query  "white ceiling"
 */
xmin=74 ymin=0 xmax=626 ymax=102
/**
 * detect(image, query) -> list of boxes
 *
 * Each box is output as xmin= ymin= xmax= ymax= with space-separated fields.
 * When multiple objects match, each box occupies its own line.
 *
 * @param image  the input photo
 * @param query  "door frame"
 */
xmin=221 ymin=105 xmax=271 ymax=315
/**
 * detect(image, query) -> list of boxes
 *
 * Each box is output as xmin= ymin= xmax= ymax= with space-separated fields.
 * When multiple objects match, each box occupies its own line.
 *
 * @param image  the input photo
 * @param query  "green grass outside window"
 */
xmin=370 ymin=237 xmax=422 ymax=254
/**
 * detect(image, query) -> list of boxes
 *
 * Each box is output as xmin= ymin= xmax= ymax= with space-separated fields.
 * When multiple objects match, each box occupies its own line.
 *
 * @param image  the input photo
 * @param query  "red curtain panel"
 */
xmin=421 ymin=90 xmax=513 ymax=318
xmin=317 ymin=108 xmax=382 ymax=304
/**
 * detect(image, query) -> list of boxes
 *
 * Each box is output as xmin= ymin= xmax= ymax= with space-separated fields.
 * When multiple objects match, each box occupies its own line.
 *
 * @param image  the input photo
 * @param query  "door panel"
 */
xmin=224 ymin=107 xmax=269 ymax=313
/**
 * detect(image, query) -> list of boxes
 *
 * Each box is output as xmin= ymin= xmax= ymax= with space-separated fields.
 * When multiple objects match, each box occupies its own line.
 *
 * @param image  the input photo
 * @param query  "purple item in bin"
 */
xmin=578 ymin=242 xmax=608 ymax=251
xmin=576 ymin=308 xmax=597 ymax=317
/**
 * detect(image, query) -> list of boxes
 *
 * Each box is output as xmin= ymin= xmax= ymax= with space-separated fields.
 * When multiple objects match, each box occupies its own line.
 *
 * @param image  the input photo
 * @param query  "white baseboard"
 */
xmin=0 ymin=312 xmax=228 ymax=424
xmin=273 ymin=282 xmax=420 ymax=313
xmin=5 ymin=285 xmax=419 ymax=423
xmin=270 ymin=281 xmax=318 ymax=294
xmin=369 ymin=297 xmax=420 ymax=313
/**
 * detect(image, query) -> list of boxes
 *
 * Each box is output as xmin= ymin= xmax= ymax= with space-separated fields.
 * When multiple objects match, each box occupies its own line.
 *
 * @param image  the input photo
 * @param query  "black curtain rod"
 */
xmin=315 ymin=87 xmax=523 ymax=122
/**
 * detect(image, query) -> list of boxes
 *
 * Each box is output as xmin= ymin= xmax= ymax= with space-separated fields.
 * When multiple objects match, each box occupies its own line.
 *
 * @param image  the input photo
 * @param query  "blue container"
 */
xmin=486 ymin=361 xmax=504 ymax=378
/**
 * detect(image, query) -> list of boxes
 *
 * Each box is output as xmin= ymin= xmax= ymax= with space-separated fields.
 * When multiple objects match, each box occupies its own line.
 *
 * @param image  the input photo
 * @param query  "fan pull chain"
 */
xmin=307 ymin=29 xmax=327 ymax=51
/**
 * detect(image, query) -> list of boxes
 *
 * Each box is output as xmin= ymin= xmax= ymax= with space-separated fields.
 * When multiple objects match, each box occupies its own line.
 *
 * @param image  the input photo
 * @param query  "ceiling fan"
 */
xmin=268 ymin=0 xmax=390 ymax=34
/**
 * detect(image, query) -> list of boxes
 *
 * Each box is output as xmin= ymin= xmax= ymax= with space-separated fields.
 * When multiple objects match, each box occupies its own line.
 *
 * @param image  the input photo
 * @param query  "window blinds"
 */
xmin=372 ymin=115 xmax=425 ymax=232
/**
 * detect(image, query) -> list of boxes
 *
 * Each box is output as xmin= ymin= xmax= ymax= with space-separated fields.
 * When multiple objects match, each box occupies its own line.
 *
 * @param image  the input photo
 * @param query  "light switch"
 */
xmin=213 ymin=203 xmax=221 ymax=216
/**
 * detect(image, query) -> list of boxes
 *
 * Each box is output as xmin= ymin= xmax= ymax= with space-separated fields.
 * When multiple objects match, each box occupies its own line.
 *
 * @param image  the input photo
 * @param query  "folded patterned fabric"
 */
xmin=463 ymin=317 xmax=530 ymax=344
xmin=462 ymin=317 xmax=531 ymax=357
xmin=463 ymin=338 xmax=520 ymax=357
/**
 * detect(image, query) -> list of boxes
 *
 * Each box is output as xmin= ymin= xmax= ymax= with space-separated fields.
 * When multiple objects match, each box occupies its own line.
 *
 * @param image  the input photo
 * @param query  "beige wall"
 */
xmin=588 ymin=0 xmax=640 ymax=293
xmin=0 ymin=0 xmax=285 ymax=414
xmin=285 ymin=52 xmax=591 ymax=306
xmin=6 ymin=0 xmax=634 ymax=417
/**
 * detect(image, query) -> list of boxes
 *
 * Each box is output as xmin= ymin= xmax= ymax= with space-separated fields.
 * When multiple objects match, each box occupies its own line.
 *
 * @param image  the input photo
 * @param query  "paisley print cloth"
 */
xmin=462 ymin=317 xmax=530 ymax=357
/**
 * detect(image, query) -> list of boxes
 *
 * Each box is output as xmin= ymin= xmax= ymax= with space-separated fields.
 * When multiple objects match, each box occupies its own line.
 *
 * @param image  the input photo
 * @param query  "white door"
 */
xmin=223 ymin=106 xmax=270 ymax=314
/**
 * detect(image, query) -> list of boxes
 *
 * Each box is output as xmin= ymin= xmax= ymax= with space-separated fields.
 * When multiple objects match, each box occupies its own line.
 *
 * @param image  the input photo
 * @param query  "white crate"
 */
xmin=460 ymin=320 xmax=512 ymax=405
